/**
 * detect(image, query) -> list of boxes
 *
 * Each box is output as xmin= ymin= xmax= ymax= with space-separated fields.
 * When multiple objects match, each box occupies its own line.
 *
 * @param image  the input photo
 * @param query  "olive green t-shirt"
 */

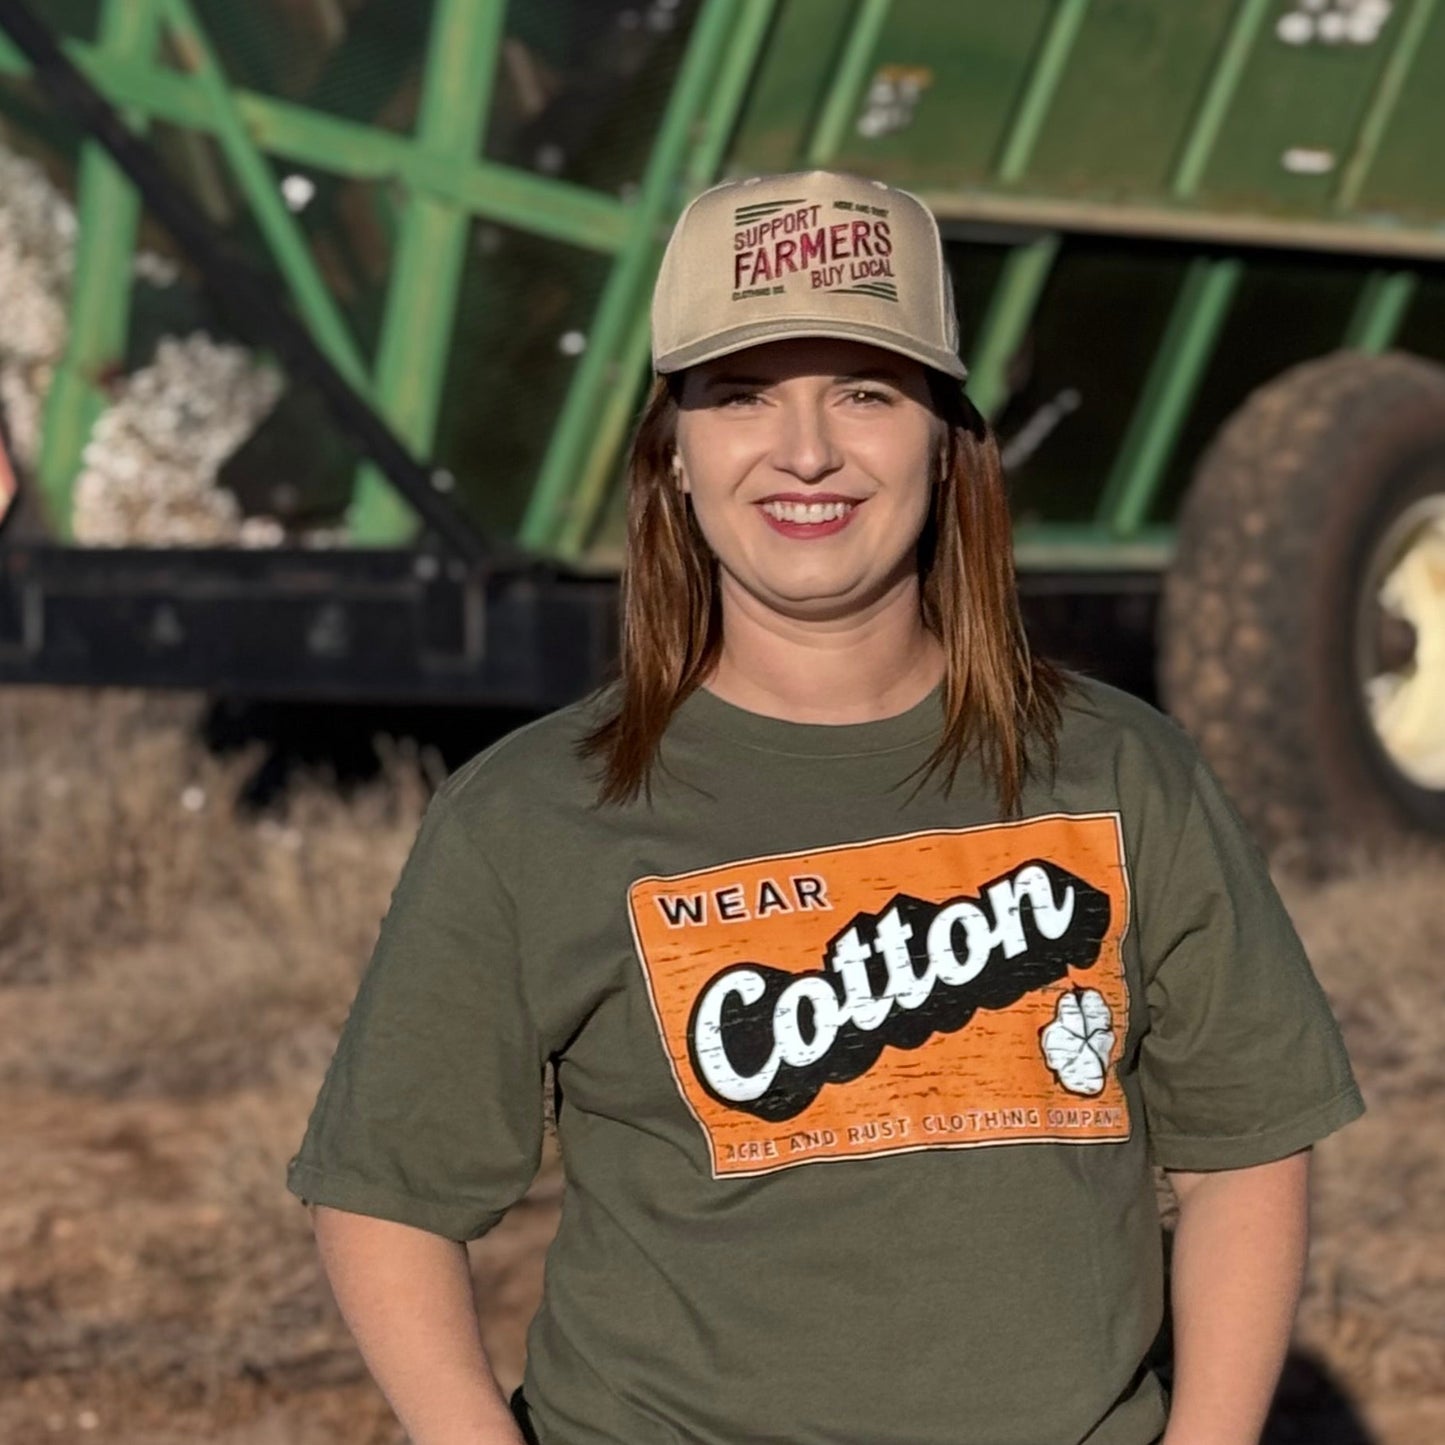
xmin=287 ymin=675 xmax=1363 ymax=1445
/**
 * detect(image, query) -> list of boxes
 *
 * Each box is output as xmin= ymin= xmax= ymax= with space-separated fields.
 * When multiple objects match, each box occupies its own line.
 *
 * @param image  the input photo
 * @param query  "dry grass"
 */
xmin=0 ymin=688 xmax=434 ymax=991
xmin=0 ymin=687 xmax=440 ymax=1443
xmin=1280 ymin=860 xmax=1445 ymax=1431
xmin=0 ymin=685 xmax=1440 ymax=1444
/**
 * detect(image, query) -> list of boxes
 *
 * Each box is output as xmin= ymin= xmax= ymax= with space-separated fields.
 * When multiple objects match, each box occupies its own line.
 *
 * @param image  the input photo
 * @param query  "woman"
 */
xmin=287 ymin=171 xmax=1363 ymax=1445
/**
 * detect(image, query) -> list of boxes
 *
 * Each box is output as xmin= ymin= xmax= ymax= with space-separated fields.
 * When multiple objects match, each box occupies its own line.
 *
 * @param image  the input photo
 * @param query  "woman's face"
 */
xmin=674 ymin=337 xmax=942 ymax=624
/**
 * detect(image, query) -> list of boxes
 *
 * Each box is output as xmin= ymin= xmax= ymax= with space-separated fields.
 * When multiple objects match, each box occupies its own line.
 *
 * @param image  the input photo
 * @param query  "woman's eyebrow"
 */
xmin=701 ymin=373 xmax=770 ymax=390
xmin=702 ymin=368 xmax=906 ymax=389
xmin=836 ymin=367 xmax=905 ymax=383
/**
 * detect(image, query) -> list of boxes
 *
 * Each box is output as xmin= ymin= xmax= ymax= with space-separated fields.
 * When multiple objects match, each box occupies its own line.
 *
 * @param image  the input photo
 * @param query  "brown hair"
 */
xmin=580 ymin=371 xmax=1065 ymax=810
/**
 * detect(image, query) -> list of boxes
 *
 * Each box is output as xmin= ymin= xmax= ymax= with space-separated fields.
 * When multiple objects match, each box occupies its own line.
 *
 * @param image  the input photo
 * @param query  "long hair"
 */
xmin=579 ymin=370 xmax=1065 ymax=811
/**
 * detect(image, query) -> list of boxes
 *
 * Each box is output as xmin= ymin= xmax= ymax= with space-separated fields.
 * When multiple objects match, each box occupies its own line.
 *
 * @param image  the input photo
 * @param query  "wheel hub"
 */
xmin=1361 ymin=496 xmax=1445 ymax=790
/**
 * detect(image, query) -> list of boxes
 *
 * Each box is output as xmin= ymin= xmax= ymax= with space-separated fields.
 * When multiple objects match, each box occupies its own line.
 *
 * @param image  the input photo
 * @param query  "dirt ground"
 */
xmin=1 ymin=687 xmax=1441 ymax=1444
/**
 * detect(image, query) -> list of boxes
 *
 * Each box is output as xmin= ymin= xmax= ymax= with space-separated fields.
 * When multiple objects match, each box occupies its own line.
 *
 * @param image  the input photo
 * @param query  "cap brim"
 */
xmin=654 ymin=315 xmax=968 ymax=382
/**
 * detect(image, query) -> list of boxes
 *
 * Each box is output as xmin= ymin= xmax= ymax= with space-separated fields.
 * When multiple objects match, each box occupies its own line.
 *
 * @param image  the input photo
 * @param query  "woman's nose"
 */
xmin=770 ymin=401 xmax=842 ymax=482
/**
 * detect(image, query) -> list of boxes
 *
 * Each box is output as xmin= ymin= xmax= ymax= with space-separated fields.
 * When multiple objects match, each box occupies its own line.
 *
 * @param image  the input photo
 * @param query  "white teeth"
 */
xmin=761 ymin=500 xmax=854 ymax=524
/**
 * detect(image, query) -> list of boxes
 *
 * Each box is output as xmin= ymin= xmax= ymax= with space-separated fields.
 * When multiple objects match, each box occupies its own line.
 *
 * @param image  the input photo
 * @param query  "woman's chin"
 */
xmin=741 ymin=576 xmax=910 ymax=627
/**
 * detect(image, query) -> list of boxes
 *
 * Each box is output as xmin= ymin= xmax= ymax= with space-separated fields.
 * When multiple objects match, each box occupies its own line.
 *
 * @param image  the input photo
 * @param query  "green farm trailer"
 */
xmin=1 ymin=0 xmax=1443 ymax=854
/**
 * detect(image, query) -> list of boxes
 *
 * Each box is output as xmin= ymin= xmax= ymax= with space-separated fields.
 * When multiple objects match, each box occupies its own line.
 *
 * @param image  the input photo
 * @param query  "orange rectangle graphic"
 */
xmin=628 ymin=815 xmax=1133 ymax=1177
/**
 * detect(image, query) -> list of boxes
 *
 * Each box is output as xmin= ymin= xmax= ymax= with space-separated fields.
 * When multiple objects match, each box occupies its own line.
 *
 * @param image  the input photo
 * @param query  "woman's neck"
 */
xmin=703 ymin=576 xmax=944 ymax=724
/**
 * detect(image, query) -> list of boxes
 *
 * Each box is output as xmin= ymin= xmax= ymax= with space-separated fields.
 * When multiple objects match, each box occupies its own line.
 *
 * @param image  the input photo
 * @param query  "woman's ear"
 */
xmin=671 ymin=452 xmax=689 ymax=494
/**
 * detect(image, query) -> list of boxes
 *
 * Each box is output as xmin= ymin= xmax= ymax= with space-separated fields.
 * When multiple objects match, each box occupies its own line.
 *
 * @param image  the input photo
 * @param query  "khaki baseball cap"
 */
xmin=651 ymin=169 xmax=967 ymax=381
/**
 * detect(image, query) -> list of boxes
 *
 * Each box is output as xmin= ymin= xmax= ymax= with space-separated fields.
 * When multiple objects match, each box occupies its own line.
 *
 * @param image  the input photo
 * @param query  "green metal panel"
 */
xmin=726 ymin=0 xmax=859 ymax=175
xmin=35 ymin=0 xmax=161 ymax=538
xmin=1347 ymin=0 xmax=1445 ymax=221
xmin=1170 ymin=0 xmax=1275 ymax=200
xmin=825 ymin=0 xmax=1056 ymax=189
xmin=1334 ymin=0 xmax=1438 ymax=212
xmin=1020 ymin=0 xmax=1237 ymax=198
xmin=804 ymin=0 xmax=893 ymax=166
xmin=348 ymin=0 xmax=507 ymax=544
xmin=1197 ymin=0 xmax=1402 ymax=214
xmin=994 ymin=0 xmax=1089 ymax=184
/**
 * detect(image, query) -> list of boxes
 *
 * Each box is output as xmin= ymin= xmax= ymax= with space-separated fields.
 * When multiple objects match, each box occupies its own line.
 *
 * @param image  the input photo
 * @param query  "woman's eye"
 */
xmin=717 ymin=392 xmax=761 ymax=408
xmin=846 ymin=388 xmax=890 ymax=405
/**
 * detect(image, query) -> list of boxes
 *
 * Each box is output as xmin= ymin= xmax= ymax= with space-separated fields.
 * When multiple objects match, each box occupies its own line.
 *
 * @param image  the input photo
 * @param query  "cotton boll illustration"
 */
xmin=1040 ymin=988 xmax=1115 ymax=1096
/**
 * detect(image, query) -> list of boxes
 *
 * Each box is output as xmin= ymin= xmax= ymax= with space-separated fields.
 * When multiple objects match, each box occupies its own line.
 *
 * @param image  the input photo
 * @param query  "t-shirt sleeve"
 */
xmin=285 ymin=785 xmax=545 ymax=1240
xmin=1135 ymin=756 xmax=1364 ymax=1172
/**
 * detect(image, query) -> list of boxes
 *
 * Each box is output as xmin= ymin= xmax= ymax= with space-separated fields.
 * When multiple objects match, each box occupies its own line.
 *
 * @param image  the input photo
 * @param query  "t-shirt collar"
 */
xmin=673 ymin=682 xmax=943 ymax=757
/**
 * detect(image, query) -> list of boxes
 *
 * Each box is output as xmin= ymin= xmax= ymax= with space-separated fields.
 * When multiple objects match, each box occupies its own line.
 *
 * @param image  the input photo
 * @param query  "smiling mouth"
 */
xmin=758 ymin=499 xmax=859 ymax=524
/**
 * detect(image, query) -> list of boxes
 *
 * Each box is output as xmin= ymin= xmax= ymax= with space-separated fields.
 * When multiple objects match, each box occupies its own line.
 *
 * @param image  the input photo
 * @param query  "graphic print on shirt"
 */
xmin=627 ymin=815 xmax=1132 ymax=1177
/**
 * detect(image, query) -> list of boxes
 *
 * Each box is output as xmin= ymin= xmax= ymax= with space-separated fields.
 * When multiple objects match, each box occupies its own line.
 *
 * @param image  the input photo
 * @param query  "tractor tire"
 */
xmin=1159 ymin=350 xmax=1445 ymax=866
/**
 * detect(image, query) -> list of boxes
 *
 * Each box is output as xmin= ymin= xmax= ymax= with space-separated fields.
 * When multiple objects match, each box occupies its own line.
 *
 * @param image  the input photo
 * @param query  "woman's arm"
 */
xmin=1160 ymin=1150 xmax=1312 ymax=1445
xmin=311 ymin=1205 xmax=525 ymax=1445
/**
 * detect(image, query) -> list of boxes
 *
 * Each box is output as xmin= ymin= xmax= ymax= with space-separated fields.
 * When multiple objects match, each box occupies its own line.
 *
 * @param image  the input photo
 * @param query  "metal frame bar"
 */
xmin=1171 ymin=0 xmax=1273 ymax=199
xmin=1094 ymin=256 xmax=1242 ymax=536
xmin=348 ymin=0 xmax=506 ymax=543
xmin=923 ymin=185 xmax=1445 ymax=263
xmin=1014 ymin=524 xmax=1173 ymax=572
xmin=1345 ymin=268 xmax=1418 ymax=352
xmin=34 ymin=0 xmax=161 ymax=538
xmin=685 ymin=0 xmax=781 ymax=193
xmin=517 ymin=0 xmax=743 ymax=552
xmin=554 ymin=0 xmax=781 ymax=558
xmin=0 ymin=540 xmax=1160 ymax=704
xmin=552 ymin=306 xmax=655 ymax=559
xmin=0 ymin=542 xmax=619 ymax=706
xmin=804 ymin=0 xmax=892 ymax=166
xmin=994 ymin=0 xmax=1090 ymax=185
xmin=156 ymin=0 xmax=369 ymax=394
xmin=1334 ymin=0 xmax=1438 ymax=213
xmin=0 ymin=26 xmax=629 ymax=254
xmin=963 ymin=235 xmax=1060 ymax=420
